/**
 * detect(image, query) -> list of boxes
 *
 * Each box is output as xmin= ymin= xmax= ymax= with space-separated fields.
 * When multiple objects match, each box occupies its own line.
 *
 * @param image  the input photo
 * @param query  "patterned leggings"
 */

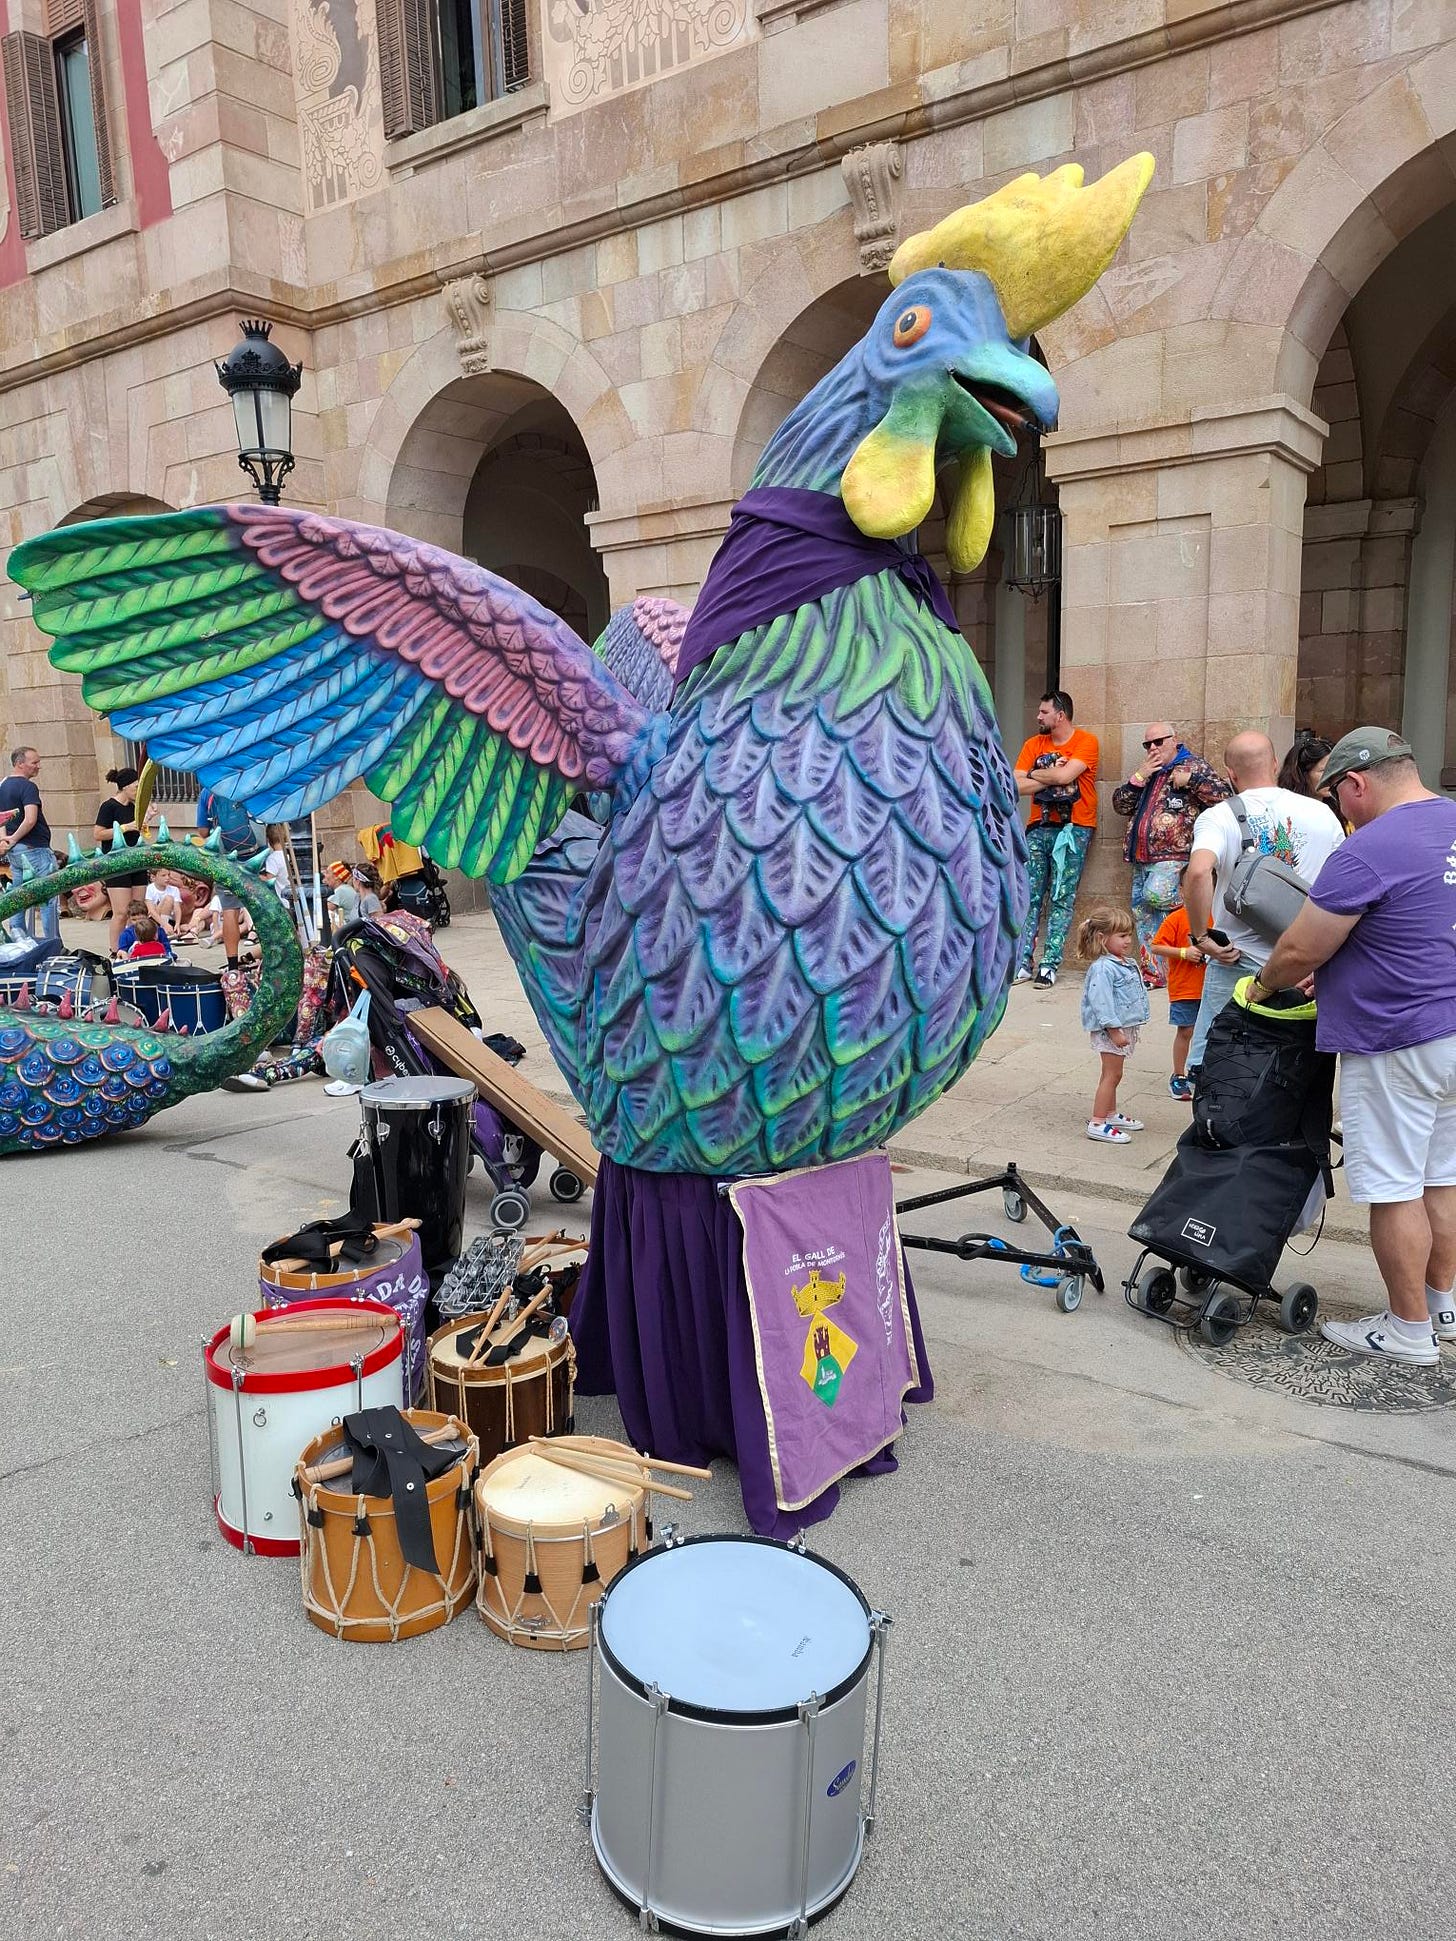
xmin=1017 ymin=822 xmax=1092 ymax=973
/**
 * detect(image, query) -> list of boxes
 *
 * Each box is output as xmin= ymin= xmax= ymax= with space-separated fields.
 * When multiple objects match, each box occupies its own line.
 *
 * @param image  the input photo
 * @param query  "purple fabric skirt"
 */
xmin=571 ymin=1157 xmax=934 ymax=1538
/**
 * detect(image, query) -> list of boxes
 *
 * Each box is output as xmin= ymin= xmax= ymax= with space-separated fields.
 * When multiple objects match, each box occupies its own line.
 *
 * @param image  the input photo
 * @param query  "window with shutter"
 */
xmin=377 ymin=0 xmax=440 ymax=138
xmin=2 ymin=29 xmax=70 ymax=238
xmin=77 ymin=0 xmax=117 ymax=207
xmin=496 ymin=0 xmax=529 ymax=92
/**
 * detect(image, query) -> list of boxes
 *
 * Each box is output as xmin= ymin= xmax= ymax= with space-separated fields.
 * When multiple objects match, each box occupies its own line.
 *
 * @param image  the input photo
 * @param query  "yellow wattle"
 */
xmin=841 ymin=422 xmax=937 ymax=540
xmin=945 ymin=444 xmax=996 ymax=573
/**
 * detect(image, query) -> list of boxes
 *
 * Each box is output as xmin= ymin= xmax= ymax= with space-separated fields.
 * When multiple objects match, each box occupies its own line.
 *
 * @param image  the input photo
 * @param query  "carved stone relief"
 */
xmin=841 ymin=141 xmax=902 ymax=275
xmin=443 ymin=273 xmax=493 ymax=375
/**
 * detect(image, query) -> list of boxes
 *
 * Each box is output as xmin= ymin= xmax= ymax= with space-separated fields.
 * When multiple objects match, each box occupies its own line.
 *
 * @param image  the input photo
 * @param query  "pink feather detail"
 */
xmin=227 ymin=505 xmax=642 ymax=792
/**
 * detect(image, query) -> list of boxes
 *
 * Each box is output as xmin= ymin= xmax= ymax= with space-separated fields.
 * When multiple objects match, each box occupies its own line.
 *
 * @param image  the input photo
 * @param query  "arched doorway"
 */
xmin=731 ymin=276 xmax=1057 ymax=752
xmin=1295 ymin=201 xmax=1456 ymax=786
xmin=386 ymin=372 xmax=609 ymax=643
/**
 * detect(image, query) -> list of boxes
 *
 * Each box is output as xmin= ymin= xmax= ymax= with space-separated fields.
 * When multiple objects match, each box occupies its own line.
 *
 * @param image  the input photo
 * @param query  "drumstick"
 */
xmin=300 ymin=1419 xmax=465 ymax=1485
xmin=533 ymin=1434 xmax=711 ymax=1482
xmin=464 ymin=1285 xmax=515 ymax=1367
xmin=491 ymin=1284 xmax=552 ymax=1341
xmin=531 ymin=1442 xmax=693 ymax=1503
xmin=229 ymin=1310 xmax=390 ymax=1352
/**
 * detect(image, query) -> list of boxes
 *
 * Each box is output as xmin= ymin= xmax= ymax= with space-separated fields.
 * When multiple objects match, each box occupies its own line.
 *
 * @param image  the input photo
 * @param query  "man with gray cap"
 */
xmin=1256 ymin=728 xmax=1456 ymax=1366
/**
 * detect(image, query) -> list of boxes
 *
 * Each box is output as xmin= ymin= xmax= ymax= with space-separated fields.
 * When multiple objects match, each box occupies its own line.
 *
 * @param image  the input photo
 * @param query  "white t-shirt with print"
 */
xmin=1189 ymin=786 xmax=1345 ymax=963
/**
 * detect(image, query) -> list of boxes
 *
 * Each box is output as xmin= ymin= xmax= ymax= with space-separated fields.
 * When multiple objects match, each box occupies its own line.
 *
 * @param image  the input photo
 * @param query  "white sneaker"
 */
xmin=1086 ymin=1119 xmax=1130 ymax=1144
xmin=1319 ymin=1312 xmax=1439 ymax=1366
xmin=1013 ymin=967 xmax=1034 ymax=985
xmin=1430 ymin=1304 xmax=1456 ymax=1343
xmin=1106 ymin=1112 xmax=1144 ymax=1132
xmin=1033 ymin=966 xmax=1058 ymax=989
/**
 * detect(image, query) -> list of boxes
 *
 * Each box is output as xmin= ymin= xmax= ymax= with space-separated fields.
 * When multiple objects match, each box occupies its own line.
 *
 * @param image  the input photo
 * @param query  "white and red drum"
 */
xmin=204 ymin=1298 xmax=405 ymax=1557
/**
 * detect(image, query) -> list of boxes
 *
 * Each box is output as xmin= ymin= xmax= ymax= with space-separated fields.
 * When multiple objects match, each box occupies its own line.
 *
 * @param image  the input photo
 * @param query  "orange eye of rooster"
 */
xmin=892 ymin=305 xmax=932 ymax=348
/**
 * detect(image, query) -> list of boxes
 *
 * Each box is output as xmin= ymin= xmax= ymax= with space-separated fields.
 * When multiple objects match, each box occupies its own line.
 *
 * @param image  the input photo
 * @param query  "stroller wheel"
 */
xmin=1136 ymin=1266 xmax=1178 ymax=1315
xmin=1199 ymin=1288 xmax=1240 ymax=1347
xmin=1277 ymin=1281 xmax=1319 ymax=1335
xmin=1055 ymin=1274 xmax=1083 ymax=1314
xmin=1002 ymin=1188 xmax=1027 ymax=1225
xmin=489 ymin=1188 xmax=531 ymax=1232
xmin=1179 ymin=1264 xmax=1215 ymax=1300
xmin=549 ymin=1166 xmax=585 ymax=1204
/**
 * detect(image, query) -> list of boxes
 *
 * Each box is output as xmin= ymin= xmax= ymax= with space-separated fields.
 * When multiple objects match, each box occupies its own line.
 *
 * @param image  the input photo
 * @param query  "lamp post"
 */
xmin=1003 ymin=439 xmax=1063 ymax=690
xmin=215 ymin=319 xmax=302 ymax=505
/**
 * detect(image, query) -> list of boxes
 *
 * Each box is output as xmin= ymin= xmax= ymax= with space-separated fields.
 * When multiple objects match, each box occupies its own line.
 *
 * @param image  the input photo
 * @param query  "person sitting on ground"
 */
xmin=1277 ymin=734 xmax=1333 ymax=799
xmin=352 ymin=862 xmax=385 ymax=921
xmin=1078 ymin=905 xmax=1149 ymax=1146
xmin=1148 ymin=869 xmax=1205 ymax=1102
xmin=145 ymin=869 xmax=182 ymax=936
xmin=262 ymin=825 xmax=294 ymax=909
xmin=1256 ymin=728 xmax=1456 ymax=1368
xmin=122 ymin=913 xmax=170 ymax=962
xmin=1182 ymin=730 xmax=1344 ymax=1078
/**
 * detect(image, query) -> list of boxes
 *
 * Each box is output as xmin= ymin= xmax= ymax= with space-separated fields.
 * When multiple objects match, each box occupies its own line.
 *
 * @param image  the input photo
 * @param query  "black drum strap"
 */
xmin=342 ymin=1408 xmax=463 ymax=1574
xmin=262 ymin=1212 xmax=377 ymax=1270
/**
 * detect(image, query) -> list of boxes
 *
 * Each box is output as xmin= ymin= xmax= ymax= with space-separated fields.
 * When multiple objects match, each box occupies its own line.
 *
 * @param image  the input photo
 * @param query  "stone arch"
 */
xmin=1200 ymin=50 xmax=1456 ymax=404
xmin=366 ymin=338 xmax=611 ymax=640
xmin=355 ymin=313 xmax=631 ymax=525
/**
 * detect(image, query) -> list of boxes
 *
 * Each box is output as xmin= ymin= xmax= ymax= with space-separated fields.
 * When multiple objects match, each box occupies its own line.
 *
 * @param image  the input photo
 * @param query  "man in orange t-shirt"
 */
xmin=1149 ymin=893 xmax=1206 ymax=1099
xmin=1012 ymin=689 xmax=1100 ymax=989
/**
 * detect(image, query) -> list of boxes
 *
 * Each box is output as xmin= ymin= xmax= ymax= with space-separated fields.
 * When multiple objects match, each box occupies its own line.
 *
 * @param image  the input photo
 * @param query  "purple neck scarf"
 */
xmin=675 ymin=485 xmax=962 ymax=685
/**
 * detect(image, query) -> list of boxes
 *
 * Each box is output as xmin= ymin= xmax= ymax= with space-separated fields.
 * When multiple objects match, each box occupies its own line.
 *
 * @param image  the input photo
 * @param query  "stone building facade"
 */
xmin=0 ymin=0 xmax=1453 ymax=903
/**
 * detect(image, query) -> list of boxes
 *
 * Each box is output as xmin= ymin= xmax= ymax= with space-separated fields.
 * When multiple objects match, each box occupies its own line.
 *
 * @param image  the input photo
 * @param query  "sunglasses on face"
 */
xmin=1141 ymin=735 xmax=1172 ymax=751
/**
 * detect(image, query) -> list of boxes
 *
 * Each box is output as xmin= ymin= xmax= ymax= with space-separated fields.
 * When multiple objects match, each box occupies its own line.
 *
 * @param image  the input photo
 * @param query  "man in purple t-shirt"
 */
xmin=1256 ymin=727 xmax=1456 ymax=1367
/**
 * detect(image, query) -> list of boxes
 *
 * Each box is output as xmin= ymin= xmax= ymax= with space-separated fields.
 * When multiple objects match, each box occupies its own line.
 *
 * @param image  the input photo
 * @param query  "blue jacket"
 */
xmin=1081 ymin=956 xmax=1150 ymax=1034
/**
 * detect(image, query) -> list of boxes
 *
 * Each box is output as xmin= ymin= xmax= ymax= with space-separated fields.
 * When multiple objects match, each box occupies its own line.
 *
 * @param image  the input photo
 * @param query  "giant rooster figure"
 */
xmin=9 ymin=157 xmax=1152 ymax=1178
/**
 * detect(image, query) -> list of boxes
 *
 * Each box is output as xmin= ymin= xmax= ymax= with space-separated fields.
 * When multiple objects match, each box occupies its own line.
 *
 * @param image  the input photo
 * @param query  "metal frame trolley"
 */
xmin=895 ymin=1161 xmax=1105 ymax=1314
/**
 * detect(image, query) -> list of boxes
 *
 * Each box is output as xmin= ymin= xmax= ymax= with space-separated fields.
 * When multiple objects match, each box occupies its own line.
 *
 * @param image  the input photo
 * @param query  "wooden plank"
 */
xmin=409 ymin=1006 xmax=599 ymax=1184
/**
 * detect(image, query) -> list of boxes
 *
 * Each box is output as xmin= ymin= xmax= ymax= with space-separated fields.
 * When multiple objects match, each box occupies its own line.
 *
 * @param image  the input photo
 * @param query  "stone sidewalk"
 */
xmin=429 ymin=908 xmax=1369 ymax=1246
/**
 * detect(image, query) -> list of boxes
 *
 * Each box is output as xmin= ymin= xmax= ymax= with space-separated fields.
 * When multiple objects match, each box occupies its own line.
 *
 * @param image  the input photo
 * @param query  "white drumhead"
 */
xmin=600 ymin=1539 xmax=869 ymax=1714
xmin=479 ymin=1448 xmax=637 ymax=1524
xmin=362 ymin=1076 xmax=475 ymax=1109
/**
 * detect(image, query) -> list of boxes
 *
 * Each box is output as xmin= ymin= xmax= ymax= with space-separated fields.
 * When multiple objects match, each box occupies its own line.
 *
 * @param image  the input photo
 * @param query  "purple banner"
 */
xmin=728 ymin=1153 xmax=920 ymax=1512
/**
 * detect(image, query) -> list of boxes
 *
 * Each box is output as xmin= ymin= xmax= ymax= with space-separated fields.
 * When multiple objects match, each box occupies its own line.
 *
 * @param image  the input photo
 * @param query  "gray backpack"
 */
xmin=1223 ymin=795 xmax=1311 ymax=943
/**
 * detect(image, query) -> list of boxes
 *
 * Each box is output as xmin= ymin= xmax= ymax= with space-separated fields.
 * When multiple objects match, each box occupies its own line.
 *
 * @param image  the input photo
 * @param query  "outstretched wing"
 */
xmin=594 ymin=596 xmax=688 ymax=713
xmin=11 ymin=505 xmax=657 ymax=883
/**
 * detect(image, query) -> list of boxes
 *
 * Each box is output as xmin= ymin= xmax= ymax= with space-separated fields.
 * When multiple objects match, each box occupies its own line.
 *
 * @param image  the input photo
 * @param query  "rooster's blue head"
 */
xmin=752 ymin=155 xmax=1155 ymax=571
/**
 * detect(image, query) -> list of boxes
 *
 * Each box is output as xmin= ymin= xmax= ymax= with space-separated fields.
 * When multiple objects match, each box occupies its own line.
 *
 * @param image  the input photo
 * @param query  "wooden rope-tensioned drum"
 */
xmin=293 ymin=1410 xmax=478 ymax=1642
xmin=474 ymin=1438 xmax=651 ymax=1651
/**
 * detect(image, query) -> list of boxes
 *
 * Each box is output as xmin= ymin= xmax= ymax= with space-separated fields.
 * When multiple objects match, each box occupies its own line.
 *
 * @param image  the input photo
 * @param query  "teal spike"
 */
xmin=204 ymin=827 xmax=223 ymax=852
xmin=110 ymin=822 xmax=127 ymax=850
xmin=66 ymin=832 xmax=83 ymax=863
xmin=92 ymin=844 xmax=104 ymax=858
xmin=156 ymin=815 xmax=172 ymax=843
xmin=243 ymin=848 xmax=271 ymax=874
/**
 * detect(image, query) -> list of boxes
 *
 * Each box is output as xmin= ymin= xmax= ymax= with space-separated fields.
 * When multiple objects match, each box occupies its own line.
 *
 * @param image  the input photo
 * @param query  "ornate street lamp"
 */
xmin=1003 ymin=443 xmax=1062 ymax=598
xmin=1003 ymin=438 xmax=1064 ymax=688
xmin=216 ymin=319 xmax=302 ymax=505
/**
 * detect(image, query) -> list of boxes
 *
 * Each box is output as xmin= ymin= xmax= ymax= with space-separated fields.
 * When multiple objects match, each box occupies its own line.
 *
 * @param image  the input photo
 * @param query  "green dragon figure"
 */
xmin=0 ymin=836 xmax=302 ymax=1155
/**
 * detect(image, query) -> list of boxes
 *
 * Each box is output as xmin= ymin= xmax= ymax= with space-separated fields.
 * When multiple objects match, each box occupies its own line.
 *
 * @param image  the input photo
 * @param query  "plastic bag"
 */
xmin=320 ymin=988 xmax=371 ymax=1085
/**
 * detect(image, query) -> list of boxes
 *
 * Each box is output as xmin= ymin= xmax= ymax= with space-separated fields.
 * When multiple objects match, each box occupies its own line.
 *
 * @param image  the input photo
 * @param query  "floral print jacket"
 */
xmin=1111 ymin=746 xmax=1231 ymax=865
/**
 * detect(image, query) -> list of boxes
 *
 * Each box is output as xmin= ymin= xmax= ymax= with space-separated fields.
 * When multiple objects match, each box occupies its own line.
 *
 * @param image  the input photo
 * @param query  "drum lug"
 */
xmin=638 ymin=1681 xmax=670 ymax=1934
xmin=864 ymin=1611 xmax=893 ymax=1835
xmin=788 ymin=1692 xmax=822 ymax=1940
xmin=787 ymin=1529 xmax=807 ymax=1556
xmin=655 ymin=1520 xmax=680 ymax=1550
xmin=230 ymin=1364 xmax=254 ymax=1557
xmin=580 ymin=1599 xmax=600 ymax=1826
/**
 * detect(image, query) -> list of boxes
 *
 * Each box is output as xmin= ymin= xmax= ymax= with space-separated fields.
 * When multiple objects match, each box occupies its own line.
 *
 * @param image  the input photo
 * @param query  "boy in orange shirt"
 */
xmin=1149 ymin=876 xmax=1205 ymax=1101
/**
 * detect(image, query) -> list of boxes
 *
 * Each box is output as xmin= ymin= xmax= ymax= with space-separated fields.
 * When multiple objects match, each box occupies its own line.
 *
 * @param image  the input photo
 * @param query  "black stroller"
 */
xmin=1124 ymin=984 xmax=1336 ymax=1346
xmin=390 ymin=855 xmax=451 ymax=929
xmin=329 ymin=911 xmax=543 ymax=1229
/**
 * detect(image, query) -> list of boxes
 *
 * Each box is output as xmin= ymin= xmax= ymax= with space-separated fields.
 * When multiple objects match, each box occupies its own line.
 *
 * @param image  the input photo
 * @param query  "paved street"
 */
xmin=2 ymin=918 xmax=1452 ymax=1940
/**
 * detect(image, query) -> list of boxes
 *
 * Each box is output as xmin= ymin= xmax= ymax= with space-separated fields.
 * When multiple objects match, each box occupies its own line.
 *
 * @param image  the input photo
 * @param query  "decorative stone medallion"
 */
xmin=1179 ymin=1295 xmax=1456 ymax=1415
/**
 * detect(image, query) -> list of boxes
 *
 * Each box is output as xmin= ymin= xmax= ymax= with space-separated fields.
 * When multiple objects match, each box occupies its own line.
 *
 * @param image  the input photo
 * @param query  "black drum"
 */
xmin=359 ymin=1076 xmax=474 ymax=1275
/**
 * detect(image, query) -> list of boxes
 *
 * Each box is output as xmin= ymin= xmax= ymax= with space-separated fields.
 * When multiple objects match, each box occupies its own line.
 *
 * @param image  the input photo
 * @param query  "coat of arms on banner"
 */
xmin=729 ymin=1152 xmax=919 ymax=1512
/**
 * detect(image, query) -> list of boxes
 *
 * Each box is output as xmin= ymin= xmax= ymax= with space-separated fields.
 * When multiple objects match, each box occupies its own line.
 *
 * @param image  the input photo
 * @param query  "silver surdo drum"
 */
xmin=583 ymin=1534 xmax=890 ymax=1938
